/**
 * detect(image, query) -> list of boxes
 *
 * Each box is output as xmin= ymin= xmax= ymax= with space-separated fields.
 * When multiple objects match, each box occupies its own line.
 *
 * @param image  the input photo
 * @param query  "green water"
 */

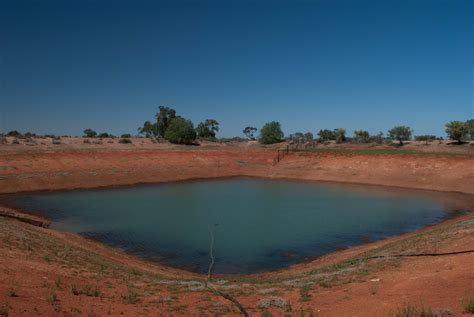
xmin=13 ymin=178 xmax=451 ymax=273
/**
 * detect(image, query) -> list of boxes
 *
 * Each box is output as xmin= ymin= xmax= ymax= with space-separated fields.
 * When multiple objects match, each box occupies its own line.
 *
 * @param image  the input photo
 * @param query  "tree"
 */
xmin=196 ymin=119 xmax=219 ymax=138
xmin=164 ymin=117 xmax=197 ymax=144
xmin=445 ymin=121 xmax=468 ymax=144
xmin=243 ymin=127 xmax=257 ymax=140
xmin=138 ymin=121 xmax=158 ymax=138
xmin=121 ymin=133 xmax=132 ymax=138
xmin=388 ymin=126 xmax=412 ymax=145
xmin=6 ymin=130 xmax=22 ymax=137
xmin=317 ymin=129 xmax=335 ymax=141
xmin=353 ymin=130 xmax=370 ymax=143
xmin=83 ymin=129 xmax=97 ymax=138
xmin=259 ymin=121 xmax=284 ymax=144
xmin=304 ymin=132 xmax=314 ymax=142
xmin=288 ymin=132 xmax=304 ymax=143
xmin=334 ymin=128 xmax=346 ymax=144
xmin=98 ymin=132 xmax=110 ymax=138
xmin=156 ymin=106 xmax=176 ymax=137
xmin=466 ymin=119 xmax=474 ymax=140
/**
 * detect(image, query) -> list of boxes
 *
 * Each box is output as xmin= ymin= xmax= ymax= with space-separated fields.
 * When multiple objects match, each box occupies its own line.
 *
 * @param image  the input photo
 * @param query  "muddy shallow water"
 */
xmin=7 ymin=178 xmax=468 ymax=274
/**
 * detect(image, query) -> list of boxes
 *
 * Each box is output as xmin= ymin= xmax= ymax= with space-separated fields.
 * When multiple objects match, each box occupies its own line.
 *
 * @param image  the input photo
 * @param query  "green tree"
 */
xmin=388 ymin=126 xmax=412 ymax=145
xmin=353 ymin=130 xmax=370 ymax=143
xmin=243 ymin=127 xmax=257 ymax=140
xmin=164 ymin=117 xmax=197 ymax=144
xmin=304 ymin=132 xmax=314 ymax=142
xmin=466 ymin=119 xmax=474 ymax=140
xmin=83 ymin=129 xmax=97 ymax=138
xmin=138 ymin=121 xmax=158 ymax=138
xmin=121 ymin=133 xmax=132 ymax=138
xmin=259 ymin=121 xmax=284 ymax=144
xmin=196 ymin=119 xmax=219 ymax=138
xmin=445 ymin=121 xmax=468 ymax=143
xmin=317 ymin=129 xmax=335 ymax=141
xmin=98 ymin=132 xmax=110 ymax=138
xmin=334 ymin=128 xmax=346 ymax=144
xmin=156 ymin=106 xmax=176 ymax=137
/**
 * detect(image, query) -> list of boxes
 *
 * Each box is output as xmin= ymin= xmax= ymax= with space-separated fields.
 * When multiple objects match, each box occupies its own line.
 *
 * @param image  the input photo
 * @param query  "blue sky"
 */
xmin=1 ymin=0 xmax=472 ymax=138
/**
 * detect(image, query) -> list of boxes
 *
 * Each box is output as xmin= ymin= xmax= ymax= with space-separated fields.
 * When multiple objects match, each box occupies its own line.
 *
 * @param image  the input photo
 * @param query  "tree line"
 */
xmin=3 ymin=107 xmax=473 ymax=146
xmin=258 ymin=119 xmax=474 ymax=145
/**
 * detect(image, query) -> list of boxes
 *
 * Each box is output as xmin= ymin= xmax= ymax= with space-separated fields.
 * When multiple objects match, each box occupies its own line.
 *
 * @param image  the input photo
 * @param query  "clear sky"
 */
xmin=1 ymin=0 xmax=472 ymax=138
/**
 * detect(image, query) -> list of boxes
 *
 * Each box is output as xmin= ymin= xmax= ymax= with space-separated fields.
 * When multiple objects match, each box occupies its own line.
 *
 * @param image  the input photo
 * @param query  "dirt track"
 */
xmin=0 ymin=144 xmax=473 ymax=316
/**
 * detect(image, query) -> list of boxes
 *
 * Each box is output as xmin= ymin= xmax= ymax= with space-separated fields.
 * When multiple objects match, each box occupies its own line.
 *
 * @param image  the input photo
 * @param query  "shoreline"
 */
xmin=1 ymin=175 xmax=473 ymax=278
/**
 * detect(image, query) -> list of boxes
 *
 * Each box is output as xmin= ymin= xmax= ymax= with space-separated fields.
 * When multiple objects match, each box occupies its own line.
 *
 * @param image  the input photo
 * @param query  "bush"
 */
xmin=259 ymin=121 xmax=284 ymax=144
xmin=414 ymin=135 xmax=436 ymax=142
xmin=98 ymin=132 xmax=110 ymax=138
xmin=334 ymin=128 xmax=346 ymax=143
xmin=354 ymin=130 xmax=370 ymax=143
xmin=120 ymin=133 xmax=132 ymax=138
xmin=164 ymin=117 xmax=196 ymax=144
xmin=118 ymin=138 xmax=132 ymax=144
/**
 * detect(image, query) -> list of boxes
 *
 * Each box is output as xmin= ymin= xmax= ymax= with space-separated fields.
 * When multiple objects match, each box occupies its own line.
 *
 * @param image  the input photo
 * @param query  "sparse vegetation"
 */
xmin=0 ymin=303 xmax=9 ymax=317
xmin=122 ymin=286 xmax=139 ymax=304
xmin=71 ymin=284 xmax=100 ymax=297
xmin=390 ymin=304 xmax=435 ymax=317
xmin=465 ymin=298 xmax=474 ymax=313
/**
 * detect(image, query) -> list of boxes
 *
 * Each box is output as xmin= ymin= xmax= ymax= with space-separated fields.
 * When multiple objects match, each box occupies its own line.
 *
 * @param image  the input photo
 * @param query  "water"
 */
xmin=11 ymin=178 xmax=452 ymax=274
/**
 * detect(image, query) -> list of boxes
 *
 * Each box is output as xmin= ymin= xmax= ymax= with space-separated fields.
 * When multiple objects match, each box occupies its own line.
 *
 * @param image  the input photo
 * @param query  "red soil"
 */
xmin=0 ymin=145 xmax=473 ymax=316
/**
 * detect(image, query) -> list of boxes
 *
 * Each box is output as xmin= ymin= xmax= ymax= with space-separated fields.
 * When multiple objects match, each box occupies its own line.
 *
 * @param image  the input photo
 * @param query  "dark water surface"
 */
xmin=10 ymin=178 xmax=457 ymax=274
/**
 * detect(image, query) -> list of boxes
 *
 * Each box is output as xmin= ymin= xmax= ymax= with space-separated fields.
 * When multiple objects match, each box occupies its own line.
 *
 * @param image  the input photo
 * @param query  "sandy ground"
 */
xmin=0 ymin=139 xmax=473 ymax=316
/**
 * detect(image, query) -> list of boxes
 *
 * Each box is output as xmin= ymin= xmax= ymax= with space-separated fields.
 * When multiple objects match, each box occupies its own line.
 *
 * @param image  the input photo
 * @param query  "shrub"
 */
xmin=164 ymin=117 xmax=197 ymax=144
xmin=354 ymin=130 xmax=370 ymax=143
xmin=71 ymin=284 xmax=100 ymax=297
xmin=118 ymin=138 xmax=132 ymax=144
xmin=120 ymin=133 xmax=132 ymax=138
xmin=259 ymin=121 xmax=284 ymax=144
xmin=122 ymin=286 xmax=138 ymax=304
xmin=334 ymin=128 xmax=346 ymax=143
xmin=98 ymin=132 xmax=110 ymax=138
xmin=414 ymin=135 xmax=436 ymax=142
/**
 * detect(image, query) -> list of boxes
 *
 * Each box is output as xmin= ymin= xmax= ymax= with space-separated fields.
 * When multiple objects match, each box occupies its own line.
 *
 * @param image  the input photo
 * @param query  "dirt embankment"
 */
xmin=0 ymin=147 xmax=473 ymax=194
